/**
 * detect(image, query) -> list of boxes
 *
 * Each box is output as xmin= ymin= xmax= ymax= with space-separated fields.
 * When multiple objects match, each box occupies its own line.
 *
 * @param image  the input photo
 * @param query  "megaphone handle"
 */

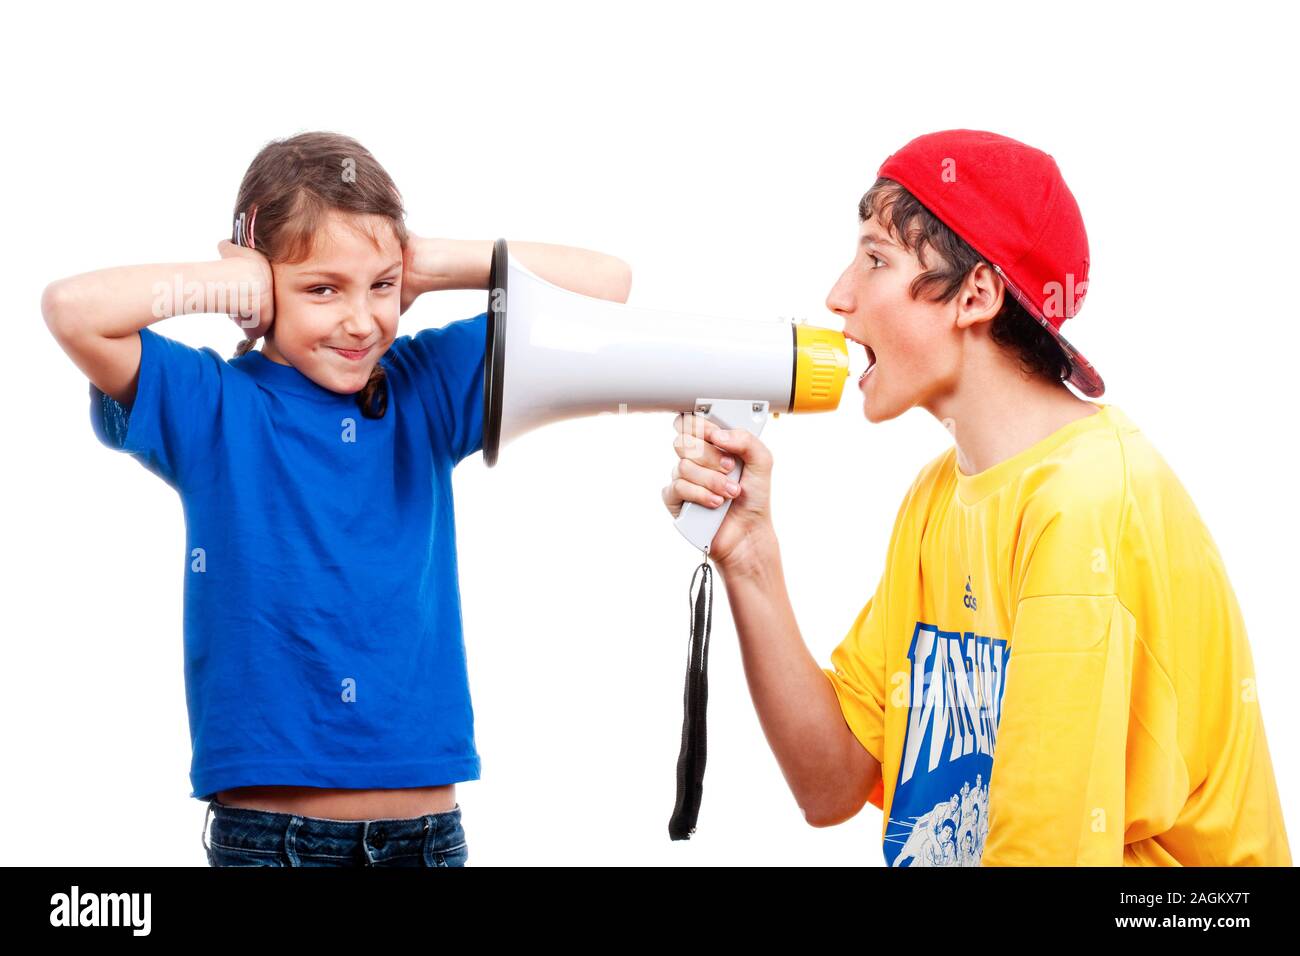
xmin=674 ymin=398 xmax=769 ymax=552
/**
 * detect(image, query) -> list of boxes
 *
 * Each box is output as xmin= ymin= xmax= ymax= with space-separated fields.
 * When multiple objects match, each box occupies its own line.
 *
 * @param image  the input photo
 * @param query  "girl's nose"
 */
xmin=340 ymin=309 xmax=375 ymax=337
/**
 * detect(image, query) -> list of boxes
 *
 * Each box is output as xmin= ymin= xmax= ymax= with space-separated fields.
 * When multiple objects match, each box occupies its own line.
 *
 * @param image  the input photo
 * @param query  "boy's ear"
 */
xmin=953 ymin=262 xmax=1005 ymax=331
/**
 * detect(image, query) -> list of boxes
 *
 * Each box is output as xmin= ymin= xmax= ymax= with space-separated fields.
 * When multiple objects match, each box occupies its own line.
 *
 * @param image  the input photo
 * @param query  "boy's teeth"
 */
xmin=858 ymin=345 xmax=877 ymax=384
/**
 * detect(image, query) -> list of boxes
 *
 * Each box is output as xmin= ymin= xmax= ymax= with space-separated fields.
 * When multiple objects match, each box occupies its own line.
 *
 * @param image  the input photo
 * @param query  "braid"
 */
xmin=356 ymin=363 xmax=389 ymax=419
xmin=233 ymin=336 xmax=258 ymax=359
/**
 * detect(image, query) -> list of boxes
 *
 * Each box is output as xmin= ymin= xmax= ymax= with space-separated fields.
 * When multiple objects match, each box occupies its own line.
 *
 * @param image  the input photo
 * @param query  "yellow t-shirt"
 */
xmin=823 ymin=402 xmax=1291 ymax=866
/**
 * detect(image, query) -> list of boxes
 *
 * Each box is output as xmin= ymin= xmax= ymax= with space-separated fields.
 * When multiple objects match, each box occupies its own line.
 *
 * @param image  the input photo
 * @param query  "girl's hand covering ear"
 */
xmin=217 ymin=239 xmax=275 ymax=339
xmin=662 ymin=413 xmax=775 ymax=568
xmin=401 ymin=233 xmax=437 ymax=315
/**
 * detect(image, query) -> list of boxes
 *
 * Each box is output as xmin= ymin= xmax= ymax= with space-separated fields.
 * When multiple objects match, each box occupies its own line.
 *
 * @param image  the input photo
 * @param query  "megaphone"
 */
xmin=481 ymin=238 xmax=849 ymax=550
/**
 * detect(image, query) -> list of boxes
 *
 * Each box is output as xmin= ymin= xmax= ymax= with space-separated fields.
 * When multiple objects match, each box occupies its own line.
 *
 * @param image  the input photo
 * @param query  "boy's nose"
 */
xmin=825 ymin=270 xmax=853 ymax=317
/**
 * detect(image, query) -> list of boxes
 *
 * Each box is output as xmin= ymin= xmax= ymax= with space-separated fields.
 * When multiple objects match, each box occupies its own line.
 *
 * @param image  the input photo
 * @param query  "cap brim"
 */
xmin=1053 ymin=326 xmax=1105 ymax=398
xmin=998 ymin=272 xmax=1106 ymax=398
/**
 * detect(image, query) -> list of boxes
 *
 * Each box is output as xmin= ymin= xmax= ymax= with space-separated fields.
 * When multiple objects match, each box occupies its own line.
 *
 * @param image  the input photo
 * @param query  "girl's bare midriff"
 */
xmin=215 ymin=784 xmax=456 ymax=820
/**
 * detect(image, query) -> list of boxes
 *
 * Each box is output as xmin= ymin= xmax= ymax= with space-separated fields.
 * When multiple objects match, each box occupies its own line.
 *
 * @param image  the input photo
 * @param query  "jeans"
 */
xmin=203 ymin=797 xmax=469 ymax=867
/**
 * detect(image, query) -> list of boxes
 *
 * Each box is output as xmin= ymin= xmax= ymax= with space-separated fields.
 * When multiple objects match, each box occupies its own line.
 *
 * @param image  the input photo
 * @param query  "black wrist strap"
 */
xmin=669 ymin=552 xmax=714 ymax=840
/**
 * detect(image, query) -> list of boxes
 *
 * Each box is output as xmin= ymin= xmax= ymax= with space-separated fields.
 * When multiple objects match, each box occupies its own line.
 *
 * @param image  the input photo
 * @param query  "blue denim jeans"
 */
xmin=203 ymin=798 xmax=469 ymax=867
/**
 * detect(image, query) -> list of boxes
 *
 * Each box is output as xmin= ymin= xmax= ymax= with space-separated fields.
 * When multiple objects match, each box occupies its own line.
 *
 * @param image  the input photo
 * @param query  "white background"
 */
xmin=4 ymin=0 xmax=1296 ymax=866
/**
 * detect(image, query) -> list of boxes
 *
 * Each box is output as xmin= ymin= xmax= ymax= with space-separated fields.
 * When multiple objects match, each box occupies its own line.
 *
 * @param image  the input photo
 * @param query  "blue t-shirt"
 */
xmin=89 ymin=314 xmax=488 ymax=800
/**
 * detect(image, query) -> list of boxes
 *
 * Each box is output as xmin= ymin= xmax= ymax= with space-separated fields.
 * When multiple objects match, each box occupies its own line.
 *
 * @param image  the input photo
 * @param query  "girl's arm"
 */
xmin=401 ymin=236 xmax=632 ymax=314
xmin=43 ymin=248 xmax=267 ymax=406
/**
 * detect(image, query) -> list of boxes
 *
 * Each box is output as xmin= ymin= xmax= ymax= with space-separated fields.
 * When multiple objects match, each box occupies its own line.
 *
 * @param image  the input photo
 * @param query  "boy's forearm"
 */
xmin=411 ymin=238 xmax=632 ymax=303
xmin=43 ymin=258 xmax=250 ymax=340
xmin=718 ymin=527 xmax=872 ymax=825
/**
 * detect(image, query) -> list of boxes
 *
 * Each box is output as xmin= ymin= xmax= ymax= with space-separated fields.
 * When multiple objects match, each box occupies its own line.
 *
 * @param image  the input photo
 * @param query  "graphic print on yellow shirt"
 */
xmin=887 ymin=612 xmax=1007 ymax=867
xmin=823 ymin=403 xmax=1291 ymax=867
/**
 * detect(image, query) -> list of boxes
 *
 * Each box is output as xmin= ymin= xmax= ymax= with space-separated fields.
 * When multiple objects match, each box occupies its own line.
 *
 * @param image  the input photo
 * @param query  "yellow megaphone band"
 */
xmin=792 ymin=324 xmax=850 ymax=412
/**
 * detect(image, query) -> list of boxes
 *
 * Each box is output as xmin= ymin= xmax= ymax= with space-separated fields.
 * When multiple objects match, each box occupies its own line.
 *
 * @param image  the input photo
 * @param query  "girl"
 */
xmin=43 ymin=131 xmax=631 ymax=866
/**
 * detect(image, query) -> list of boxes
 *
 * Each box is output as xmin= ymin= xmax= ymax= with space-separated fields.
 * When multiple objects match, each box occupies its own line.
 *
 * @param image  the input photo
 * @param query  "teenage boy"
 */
xmin=662 ymin=130 xmax=1290 ymax=866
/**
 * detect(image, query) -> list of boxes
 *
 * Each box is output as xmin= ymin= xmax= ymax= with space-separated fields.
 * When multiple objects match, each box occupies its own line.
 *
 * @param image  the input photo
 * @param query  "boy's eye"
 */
xmin=308 ymin=286 xmax=334 ymax=296
xmin=867 ymin=253 xmax=885 ymax=269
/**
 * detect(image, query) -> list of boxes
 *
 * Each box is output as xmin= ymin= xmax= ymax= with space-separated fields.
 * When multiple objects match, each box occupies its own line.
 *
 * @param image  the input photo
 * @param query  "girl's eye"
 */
xmin=307 ymin=282 xmax=396 ymax=296
xmin=868 ymin=254 xmax=886 ymax=269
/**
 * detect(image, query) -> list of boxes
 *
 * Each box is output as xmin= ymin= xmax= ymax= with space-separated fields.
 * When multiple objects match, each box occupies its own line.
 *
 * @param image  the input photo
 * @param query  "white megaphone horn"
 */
xmin=480 ymin=239 xmax=849 ymax=551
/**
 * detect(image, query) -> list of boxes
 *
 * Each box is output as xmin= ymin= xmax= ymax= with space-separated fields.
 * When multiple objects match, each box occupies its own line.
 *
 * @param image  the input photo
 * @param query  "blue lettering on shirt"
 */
xmin=886 ymin=623 xmax=1009 ymax=866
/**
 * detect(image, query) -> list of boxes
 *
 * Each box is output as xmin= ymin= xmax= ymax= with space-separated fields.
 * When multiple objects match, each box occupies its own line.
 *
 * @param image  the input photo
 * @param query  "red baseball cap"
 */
xmin=877 ymin=129 xmax=1104 ymax=397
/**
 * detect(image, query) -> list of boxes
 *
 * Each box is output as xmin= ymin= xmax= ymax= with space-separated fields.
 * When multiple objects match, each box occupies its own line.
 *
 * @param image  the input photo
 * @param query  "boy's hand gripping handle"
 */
xmin=674 ymin=398 xmax=769 ymax=552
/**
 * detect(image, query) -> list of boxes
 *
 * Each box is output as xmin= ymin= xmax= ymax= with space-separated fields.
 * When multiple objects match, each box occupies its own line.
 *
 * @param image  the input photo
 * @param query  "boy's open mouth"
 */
xmin=845 ymin=332 xmax=876 ymax=384
xmin=860 ymin=344 xmax=877 ymax=383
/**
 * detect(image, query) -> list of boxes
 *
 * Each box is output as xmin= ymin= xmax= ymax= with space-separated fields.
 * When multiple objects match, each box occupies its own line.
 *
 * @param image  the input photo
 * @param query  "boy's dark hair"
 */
xmin=859 ymin=178 xmax=1071 ymax=387
xmin=231 ymin=131 xmax=409 ymax=419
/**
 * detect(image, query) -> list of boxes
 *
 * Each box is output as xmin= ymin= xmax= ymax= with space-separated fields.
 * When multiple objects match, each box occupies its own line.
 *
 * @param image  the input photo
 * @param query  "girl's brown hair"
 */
xmin=231 ymin=131 xmax=409 ymax=418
